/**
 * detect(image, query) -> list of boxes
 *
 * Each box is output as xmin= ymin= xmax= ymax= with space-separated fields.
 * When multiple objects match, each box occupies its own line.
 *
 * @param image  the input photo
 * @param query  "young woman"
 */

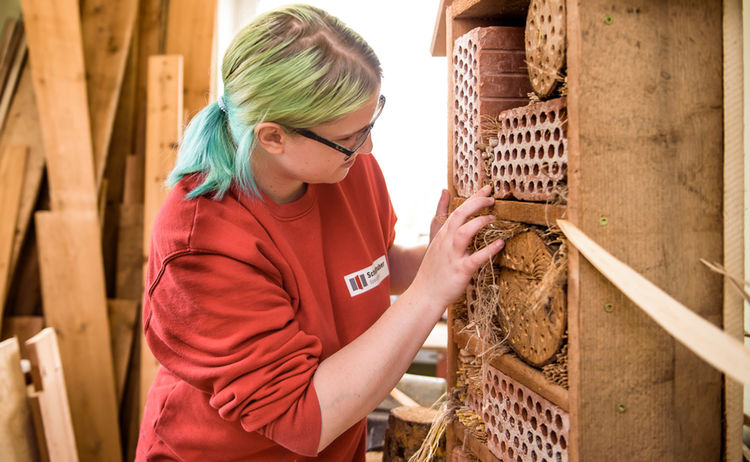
xmin=135 ymin=4 xmax=504 ymax=461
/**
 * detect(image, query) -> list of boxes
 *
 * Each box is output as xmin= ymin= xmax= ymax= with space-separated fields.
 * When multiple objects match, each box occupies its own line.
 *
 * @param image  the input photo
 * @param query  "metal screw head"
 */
xmin=604 ymin=14 xmax=614 ymax=25
xmin=599 ymin=216 xmax=609 ymax=226
xmin=617 ymin=404 xmax=626 ymax=413
xmin=604 ymin=303 xmax=613 ymax=313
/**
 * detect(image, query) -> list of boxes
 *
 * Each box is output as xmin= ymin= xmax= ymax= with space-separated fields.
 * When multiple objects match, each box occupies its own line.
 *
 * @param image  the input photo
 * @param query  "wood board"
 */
xmin=165 ymin=0 xmax=217 ymax=121
xmin=35 ymin=211 xmax=121 ymax=461
xmin=81 ymin=0 xmax=139 ymax=189
xmin=25 ymin=328 xmax=78 ymax=462
xmin=0 ymin=145 xmax=27 ymax=321
xmin=20 ymin=0 xmax=97 ymax=211
xmin=0 ymin=336 xmax=38 ymax=462
xmin=141 ymin=54 xmax=183 ymax=415
xmin=566 ymin=1 xmax=724 ymax=460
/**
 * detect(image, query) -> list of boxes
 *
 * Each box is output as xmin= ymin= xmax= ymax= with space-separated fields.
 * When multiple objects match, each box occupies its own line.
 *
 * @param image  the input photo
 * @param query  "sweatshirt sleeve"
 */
xmin=143 ymin=251 xmax=323 ymax=456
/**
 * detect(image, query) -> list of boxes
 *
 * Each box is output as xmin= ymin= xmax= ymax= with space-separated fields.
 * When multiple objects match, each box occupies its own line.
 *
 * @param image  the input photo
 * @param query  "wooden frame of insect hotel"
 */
xmin=432 ymin=0 xmax=744 ymax=461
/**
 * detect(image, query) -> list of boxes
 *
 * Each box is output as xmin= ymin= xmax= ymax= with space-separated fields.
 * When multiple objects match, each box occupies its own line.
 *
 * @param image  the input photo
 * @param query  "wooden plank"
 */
xmin=81 ymin=0 xmax=139 ymax=189
xmin=116 ymin=202 xmax=144 ymax=300
xmin=165 ymin=0 xmax=216 ymax=121
xmin=0 ymin=145 xmax=26 ymax=318
xmin=25 ymin=328 xmax=78 ymax=462
xmin=0 ymin=63 xmax=45 ymax=277
xmin=107 ymin=298 xmax=139 ymax=405
xmin=451 ymin=0 xmax=529 ymax=21
xmin=35 ymin=211 xmax=122 ymax=461
xmin=0 ymin=30 xmax=25 ymax=130
xmin=567 ymin=1 xmax=723 ymax=460
xmin=721 ymin=0 xmax=744 ymax=459
xmin=20 ymin=0 xmax=97 ymax=211
xmin=0 ymin=17 xmax=22 ymax=92
xmin=453 ymin=323 xmax=569 ymax=411
xmin=1 ymin=315 xmax=43 ymax=359
xmin=0 ymin=337 xmax=38 ymax=462
xmin=450 ymin=196 xmax=567 ymax=226
xmin=430 ymin=0 xmax=451 ymax=57
xmin=141 ymin=54 xmax=183 ymax=415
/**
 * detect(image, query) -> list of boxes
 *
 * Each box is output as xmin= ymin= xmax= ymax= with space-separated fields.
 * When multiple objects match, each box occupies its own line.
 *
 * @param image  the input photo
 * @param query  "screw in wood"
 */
xmin=604 ymin=14 xmax=614 ymax=25
xmin=599 ymin=216 xmax=609 ymax=226
xmin=604 ymin=303 xmax=613 ymax=313
xmin=616 ymin=404 xmax=626 ymax=413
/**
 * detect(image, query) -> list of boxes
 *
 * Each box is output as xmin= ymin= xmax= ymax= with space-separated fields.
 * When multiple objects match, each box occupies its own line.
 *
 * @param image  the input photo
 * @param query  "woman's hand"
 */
xmin=412 ymin=185 xmax=504 ymax=309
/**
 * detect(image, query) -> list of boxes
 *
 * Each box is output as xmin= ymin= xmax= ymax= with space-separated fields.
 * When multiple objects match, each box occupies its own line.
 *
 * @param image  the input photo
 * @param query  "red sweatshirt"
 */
xmin=135 ymin=155 xmax=397 ymax=461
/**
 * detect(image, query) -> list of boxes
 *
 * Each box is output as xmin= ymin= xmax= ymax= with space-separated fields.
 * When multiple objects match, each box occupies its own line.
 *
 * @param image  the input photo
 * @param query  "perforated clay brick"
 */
xmin=453 ymin=26 xmax=531 ymax=198
xmin=481 ymin=365 xmax=570 ymax=462
xmin=490 ymin=97 xmax=567 ymax=202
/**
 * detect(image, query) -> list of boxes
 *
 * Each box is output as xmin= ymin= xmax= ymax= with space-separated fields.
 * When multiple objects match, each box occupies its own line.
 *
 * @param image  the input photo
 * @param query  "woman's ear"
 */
xmin=254 ymin=122 xmax=288 ymax=155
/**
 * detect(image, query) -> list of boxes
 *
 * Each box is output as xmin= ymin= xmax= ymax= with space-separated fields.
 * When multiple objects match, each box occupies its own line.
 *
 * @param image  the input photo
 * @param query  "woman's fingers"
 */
xmin=430 ymin=189 xmax=450 ymax=243
xmin=467 ymin=238 xmax=505 ymax=269
xmin=454 ymin=215 xmax=494 ymax=252
xmin=445 ymin=185 xmax=494 ymax=234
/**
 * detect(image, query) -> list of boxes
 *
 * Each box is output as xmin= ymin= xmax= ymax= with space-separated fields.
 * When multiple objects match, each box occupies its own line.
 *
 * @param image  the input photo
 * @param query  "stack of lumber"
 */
xmin=0 ymin=0 xmax=217 ymax=460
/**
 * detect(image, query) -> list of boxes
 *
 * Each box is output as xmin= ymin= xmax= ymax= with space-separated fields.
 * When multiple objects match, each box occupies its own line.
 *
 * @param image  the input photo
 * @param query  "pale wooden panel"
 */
xmin=19 ymin=0 xmax=97 ymax=211
xmin=107 ymin=298 xmax=138 ymax=405
xmin=0 ymin=64 xmax=45 ymax=277
xmin=141 ymin=54 xmax=183 ymax=414
xmin=0 ymin=337 xmax=38 ymax=462
xmin=81 ymin=0 xmax=138 ymax=189
xmin=25 ymin=328 xmax=78 ymax=462
xmin=0 ymin=145 xmax=26 ymax=318
xmin=721 ymin=0 xmax=744 ymax=459
xmin=567 ymin=1 xmax=723 ymax=460
xmin=35 ymin=211 xmax=121 ymax=462
xmin=165 ymin=0 xmax=217 ymax=121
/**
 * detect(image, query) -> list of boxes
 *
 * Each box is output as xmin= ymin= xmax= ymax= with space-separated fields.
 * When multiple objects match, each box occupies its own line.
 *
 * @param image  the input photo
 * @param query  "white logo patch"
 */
xmin=344 ymin=255 xmax=389 ymax=297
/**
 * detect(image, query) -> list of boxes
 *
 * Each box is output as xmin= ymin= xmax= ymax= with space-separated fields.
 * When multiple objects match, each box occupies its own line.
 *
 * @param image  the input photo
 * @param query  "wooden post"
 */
xmin=35 ymin=211 xmax=122 ymax=461
xmin=0 ymin=337 xmax=38 ymax=462
xmin=25 ymin=328 xmax=78 ymax=462
xmin=140 ymin=54 xmax=183 ymax=415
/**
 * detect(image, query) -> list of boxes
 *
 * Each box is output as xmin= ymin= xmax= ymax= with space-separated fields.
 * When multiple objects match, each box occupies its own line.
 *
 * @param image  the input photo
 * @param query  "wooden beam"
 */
xmin=20 ymin=0 xmax=97 ymax=211
xmin=0 ymin=145 xmax=27 ymax=321
xmin=141 ymin=54 xmax=183 ymax=415
xmin=81 ymin=0 xmax=139 ymax=189
xmin=165 ymin=0 xmax=216 ymax=121
xmin=35 ymin=211 xmax=121 ymax=461
xmin=25 ymin=328 xmax=78 ymax=462
xmin=0 ymin=337 xmax=38 ymax=462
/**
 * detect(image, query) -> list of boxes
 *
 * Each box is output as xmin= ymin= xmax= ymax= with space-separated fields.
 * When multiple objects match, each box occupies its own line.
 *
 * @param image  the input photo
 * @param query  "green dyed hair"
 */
xmin=168 ymin=4 xmax=382 ymax=199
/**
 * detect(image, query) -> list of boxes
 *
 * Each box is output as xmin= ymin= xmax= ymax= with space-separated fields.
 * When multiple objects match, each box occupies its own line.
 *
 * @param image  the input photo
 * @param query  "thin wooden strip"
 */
xmin=20 ymin=0 xmax=97 ymax=211
xmin=0 ymin=35 xmax=25 ymax=130
xmin=107 ymin=298 xmax=138 ymax=405
xmin=0 ymin=337 xmax=38 ymax=462
xmin=165 ymin=0 xmax=216 ymax=121
xmin=558 ymin=219 xmax=750 ymax=385
xmin=35 ymin=211 xmax=122 ymax=461
xmin=81 ymin=0 xmax=139 ymax=189
xmin=450 ymin=196 xmax=566 ymax=226
xmin=390 ymin=387 xmax=420 ymax=408
xmin=453 ymin=326 xmax=569 ymax=411
xmin=722 ymin=0 xmax=744 ymax=459
xmin=0 ymin=63 xmax=45 ymax=276
xmin=0 ymin=17 xmax=22 ymax=91
xmin=25 ymin=328 xmax=78 ymax=462
xmin=141 ymin=54 xmax=183 ymax=415
xmin=0 ymin=145 xmax=28 ymax=318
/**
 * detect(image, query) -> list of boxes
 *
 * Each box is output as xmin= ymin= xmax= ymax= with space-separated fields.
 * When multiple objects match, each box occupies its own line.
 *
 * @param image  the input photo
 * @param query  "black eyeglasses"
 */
xmin=292 ymin=95 xmax=386 ymax=158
